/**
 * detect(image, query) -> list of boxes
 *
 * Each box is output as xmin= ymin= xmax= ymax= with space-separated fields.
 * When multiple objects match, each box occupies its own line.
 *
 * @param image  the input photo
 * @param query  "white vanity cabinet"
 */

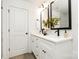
xmin=31 ymin=34 xmax=73 ymax=59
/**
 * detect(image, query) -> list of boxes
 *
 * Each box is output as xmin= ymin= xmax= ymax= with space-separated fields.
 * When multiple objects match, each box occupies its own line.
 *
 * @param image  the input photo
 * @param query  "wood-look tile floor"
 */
xmin=9 ymin=53 xmax=36 ymax=59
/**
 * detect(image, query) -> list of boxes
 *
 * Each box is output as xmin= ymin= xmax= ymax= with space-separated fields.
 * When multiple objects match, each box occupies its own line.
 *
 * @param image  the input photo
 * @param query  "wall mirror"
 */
xmin=40 ymin=6 xmax=49 ymax=30
xmin=50 ymin=0 xmax=72 ymax=29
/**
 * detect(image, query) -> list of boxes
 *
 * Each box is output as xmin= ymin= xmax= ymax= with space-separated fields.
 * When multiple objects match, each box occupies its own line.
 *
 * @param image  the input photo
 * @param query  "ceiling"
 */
xmin=23 ymin=0 xmax=47 ymax=6
xmin=23 ymin=0 xmax=69 ymax=13
xmin=23 ymin=0 xmax=55 ymax=7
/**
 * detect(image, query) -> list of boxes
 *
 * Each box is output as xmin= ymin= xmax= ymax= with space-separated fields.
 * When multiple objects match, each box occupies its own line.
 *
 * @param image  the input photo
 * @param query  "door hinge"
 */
xmin=8 ymin=29 xmax=10 ymax=32
xmin=8 ymin=9 xmax=10 ymax=13
xmin=1 ymin=6 xmax=3 ymax=9
xmin=8 ymin=48 xmax=10 ymax=51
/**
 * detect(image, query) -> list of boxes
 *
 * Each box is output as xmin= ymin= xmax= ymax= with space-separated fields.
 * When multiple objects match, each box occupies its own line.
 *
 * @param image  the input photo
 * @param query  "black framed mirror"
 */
xmin=49 ymin=0 xmax=72 ymax=30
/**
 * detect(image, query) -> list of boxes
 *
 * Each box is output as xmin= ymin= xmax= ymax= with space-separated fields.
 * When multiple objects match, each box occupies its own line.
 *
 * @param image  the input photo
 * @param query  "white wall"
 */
xmin=71 ymin=0 xmax=78 ymax=59
xmin=2 ymin=0 xmax=9 ymax=59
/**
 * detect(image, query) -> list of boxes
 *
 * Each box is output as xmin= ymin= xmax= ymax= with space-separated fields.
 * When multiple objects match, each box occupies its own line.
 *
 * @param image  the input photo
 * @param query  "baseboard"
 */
xmin=32 ymin=52 xmax=37 ymax=59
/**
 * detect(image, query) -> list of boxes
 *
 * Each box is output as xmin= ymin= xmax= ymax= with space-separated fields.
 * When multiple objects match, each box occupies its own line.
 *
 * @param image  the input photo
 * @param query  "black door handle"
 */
xmin=25 ymin=33 xmax=28 ymax=35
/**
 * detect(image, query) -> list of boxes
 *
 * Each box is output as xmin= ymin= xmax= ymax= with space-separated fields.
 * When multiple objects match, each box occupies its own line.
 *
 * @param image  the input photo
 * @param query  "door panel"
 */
xmin=9 ymin=7 xmax=28 ymax=57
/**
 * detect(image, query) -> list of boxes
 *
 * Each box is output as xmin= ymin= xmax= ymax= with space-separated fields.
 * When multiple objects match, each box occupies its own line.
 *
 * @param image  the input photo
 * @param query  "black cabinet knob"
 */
xmin=25 ymin=33 xmax=28 ymax=35
xmin=42 ymin=50 xmax=46 ymax=53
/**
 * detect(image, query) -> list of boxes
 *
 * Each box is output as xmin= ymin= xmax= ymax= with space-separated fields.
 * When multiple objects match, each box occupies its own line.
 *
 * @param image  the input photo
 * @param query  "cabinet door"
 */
xmin=38 ymin=45 xmax=45 ymax=59
xmin=39 ymin=42 xmax=54 ymax=59
xmin=31 ymin=36 xmax=40 ymax=59
xmin=31 ymin=35 xmax=35 ymax=51
xmin=55 ymin=40 xmax=73 ymax=59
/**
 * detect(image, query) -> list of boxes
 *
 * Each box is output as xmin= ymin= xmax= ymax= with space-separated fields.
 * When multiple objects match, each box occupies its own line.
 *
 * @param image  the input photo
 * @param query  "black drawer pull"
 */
xmin=42 ymin=50 xmax=46 ymax=53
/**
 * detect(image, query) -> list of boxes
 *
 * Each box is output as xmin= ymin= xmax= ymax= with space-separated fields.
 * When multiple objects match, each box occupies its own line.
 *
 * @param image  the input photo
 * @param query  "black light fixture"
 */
xmin=42 ymin=4 xmax=44 ymax=8
xmin=50 ymin=1 xmax=55 ymax=4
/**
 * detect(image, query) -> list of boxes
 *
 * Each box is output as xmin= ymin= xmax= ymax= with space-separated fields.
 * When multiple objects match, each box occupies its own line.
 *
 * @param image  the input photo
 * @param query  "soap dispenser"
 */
xmin=64 ymin=30 xmax=68 ymax=38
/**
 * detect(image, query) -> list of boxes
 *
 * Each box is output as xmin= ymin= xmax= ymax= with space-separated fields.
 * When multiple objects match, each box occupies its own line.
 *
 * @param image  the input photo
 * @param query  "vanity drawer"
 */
xmin=31 ymin=35 xmax=39 ymax=42
xmin=39 ymin=42 xmax=54 ymax=59
xmin=32 ymin=35 xmax=55 ymax=46
xmin=38 ymin=38 xmax=55 ymax=48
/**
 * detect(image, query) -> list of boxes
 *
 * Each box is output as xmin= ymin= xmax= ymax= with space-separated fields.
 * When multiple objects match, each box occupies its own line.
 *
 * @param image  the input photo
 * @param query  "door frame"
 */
xmin=8 ymin=5 xmax=29 ymax=58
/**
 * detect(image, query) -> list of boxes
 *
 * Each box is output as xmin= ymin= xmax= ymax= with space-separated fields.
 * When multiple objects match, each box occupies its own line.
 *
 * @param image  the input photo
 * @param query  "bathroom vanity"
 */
xmin=32 ymin=0 xmax=72 ymax=59
xmin=31 ymin=33 xmax=73 ymax=59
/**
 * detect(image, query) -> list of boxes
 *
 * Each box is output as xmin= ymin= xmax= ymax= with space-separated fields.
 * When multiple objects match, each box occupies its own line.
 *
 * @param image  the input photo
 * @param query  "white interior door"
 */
xmin=9 ymin=6 xmax=29 ymax=57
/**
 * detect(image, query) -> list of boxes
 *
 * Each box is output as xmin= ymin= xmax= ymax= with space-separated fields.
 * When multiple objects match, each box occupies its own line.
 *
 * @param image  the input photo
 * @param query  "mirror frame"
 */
xmin=50 ymin=0 xmax=72 ymax=30
xmin=40 ymin=6 xmax=50 ymax=30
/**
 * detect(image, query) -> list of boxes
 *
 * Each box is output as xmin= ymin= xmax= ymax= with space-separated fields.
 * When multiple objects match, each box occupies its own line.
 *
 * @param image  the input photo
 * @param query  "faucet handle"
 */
xmin=54 ymin=29 xmax=60 ymax=36
xmin=65 ymin=30 xmax=67 ymax=33
xmin=55 ymin=30 xmax=58 ymax=33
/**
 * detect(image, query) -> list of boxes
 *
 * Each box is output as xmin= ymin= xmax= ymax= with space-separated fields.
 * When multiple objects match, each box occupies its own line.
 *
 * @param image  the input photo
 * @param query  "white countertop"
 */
xmin=31 ymin=32 xmax=73 ymax=44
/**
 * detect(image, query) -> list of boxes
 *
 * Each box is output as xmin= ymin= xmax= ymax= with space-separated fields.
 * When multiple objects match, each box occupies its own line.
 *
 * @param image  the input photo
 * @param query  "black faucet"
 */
xmin=41 ymin=28 xmax=47 ymax=35
xmin=55 ymin=29 xmax=60 ymax=36
xmin=41 ymin=28 xmax=44 ymax=34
